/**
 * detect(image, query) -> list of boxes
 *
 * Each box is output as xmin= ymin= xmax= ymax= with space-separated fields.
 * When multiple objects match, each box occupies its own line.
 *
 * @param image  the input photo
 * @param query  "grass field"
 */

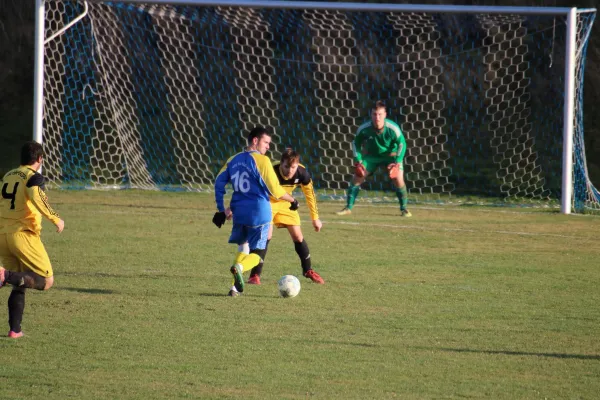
xmin=0 ymin=190 xmax=599 ymax=399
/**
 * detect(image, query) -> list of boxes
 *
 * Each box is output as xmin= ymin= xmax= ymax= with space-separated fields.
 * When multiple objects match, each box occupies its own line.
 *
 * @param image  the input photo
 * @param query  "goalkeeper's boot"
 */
xmin=304 ymin=269 xmax=325 ymax=284
xmin=335 ymin=208 xmax=352 ymax=216
xmin=8 ymin=330 xmax=23 ymax=339
xmin=248 ymin=274 xmax=261 ymax=285
xmin=227 ymin=289 xmax=240 ymax=297
xmin=400 ymin=209 xmax=412 ymax=217
xmin=230 ymin=264 xmax=245 ymax=293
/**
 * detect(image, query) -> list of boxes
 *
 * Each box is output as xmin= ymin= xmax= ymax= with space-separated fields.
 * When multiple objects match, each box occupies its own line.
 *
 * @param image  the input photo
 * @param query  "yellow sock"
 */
xmin=230 ymin=253 xmax=262 ymax=286
xmin=238 ymin=253 xmax=261 ymax=273
xmin=233 ymin=252 xmax=246 ymax=265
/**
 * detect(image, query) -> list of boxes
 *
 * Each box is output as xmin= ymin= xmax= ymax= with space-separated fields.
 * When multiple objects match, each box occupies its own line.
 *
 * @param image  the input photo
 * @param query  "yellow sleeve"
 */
xmin=253 ymin=154 xmax=287 ymax=199
xmin=301 ymin=180 xmax=319 ymax=220
xmin=26 ymin=185 xmax=61 ymax=225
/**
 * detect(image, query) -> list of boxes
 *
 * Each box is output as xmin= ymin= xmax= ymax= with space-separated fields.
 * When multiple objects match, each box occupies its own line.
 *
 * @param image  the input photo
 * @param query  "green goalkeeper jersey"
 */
xmin=352 ymin=118 xmax=406 ymax=163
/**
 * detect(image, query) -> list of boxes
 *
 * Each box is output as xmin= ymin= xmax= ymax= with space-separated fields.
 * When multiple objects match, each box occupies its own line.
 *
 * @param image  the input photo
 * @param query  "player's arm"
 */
xmin=254 ymin=155 xmax=297 ymax=207
xmin=25 ymin=174 xmax=64 ymax=232
xmin=214 ymin=156 xmax=234 ymax=212
xmin=298 ymin=167 xmax=319 ymax=221
xmin=393 ymin=127 xmax=407 ymax=164
xmin=352 ymin=128 xmax=367 ymax=163
xmin=301 ymin=180 xmax=322 ymax=232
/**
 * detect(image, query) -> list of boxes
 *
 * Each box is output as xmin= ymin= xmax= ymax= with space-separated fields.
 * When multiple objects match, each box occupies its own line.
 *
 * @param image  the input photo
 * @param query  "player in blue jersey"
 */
xmin=213 ymin=127 xmax=298 ymax=297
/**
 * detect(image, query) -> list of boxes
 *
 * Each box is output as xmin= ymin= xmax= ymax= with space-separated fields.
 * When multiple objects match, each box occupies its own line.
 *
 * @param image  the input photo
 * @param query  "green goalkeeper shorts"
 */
xmin=361 ymin=156 xmax=404 ymax=175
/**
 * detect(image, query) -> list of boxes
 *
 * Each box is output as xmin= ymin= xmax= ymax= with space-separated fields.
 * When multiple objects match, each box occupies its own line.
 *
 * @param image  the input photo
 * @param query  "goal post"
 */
xmin=34 ymin=0 xmax=598 ymax=213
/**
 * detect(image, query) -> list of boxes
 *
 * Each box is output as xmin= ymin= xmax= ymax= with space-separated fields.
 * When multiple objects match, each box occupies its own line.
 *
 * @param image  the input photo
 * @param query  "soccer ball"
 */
xmin=277 ymin=275 xmax=301 ymax=298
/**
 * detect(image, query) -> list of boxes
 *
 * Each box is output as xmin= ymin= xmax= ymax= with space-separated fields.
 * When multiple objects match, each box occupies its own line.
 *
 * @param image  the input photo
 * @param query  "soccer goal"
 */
xmin=35 ymin=0 xmax=598 ymax=213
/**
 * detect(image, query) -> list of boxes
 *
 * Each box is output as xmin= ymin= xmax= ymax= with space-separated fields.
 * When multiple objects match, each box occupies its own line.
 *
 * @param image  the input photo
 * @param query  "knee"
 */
xmin=395 ymin=174 xmax=406 ymax=187
xmin=43 ymin=276 xmax=54 ymax=290
xmin=352 ymin=176 xmax=365 ymax=185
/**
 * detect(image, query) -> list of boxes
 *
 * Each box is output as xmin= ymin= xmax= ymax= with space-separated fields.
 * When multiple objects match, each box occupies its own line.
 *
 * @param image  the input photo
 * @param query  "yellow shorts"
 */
xmin=0 ymin=231 xmax=53 ymax=278
xmin=271 ymin=201 xmax=301 ymax=228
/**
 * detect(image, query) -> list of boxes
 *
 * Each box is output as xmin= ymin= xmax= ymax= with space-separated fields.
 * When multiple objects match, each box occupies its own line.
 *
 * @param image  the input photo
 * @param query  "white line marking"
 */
xmin=67 ymin=205 xmax=597 ymax=240
xmin=322 ymin=220 xmax=591 ymax=240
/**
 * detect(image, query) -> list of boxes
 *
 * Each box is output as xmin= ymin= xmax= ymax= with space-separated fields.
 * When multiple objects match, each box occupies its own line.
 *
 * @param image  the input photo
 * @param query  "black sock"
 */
xmin=250 ymin=240 xmax=270 ymax=277
xmin=5 ymin=271 xmax=46 ymax=290
xmin=294 ymin=240 xmax=311 ymax=274
xmin=8 ymin=288 xmax=25 ymax=333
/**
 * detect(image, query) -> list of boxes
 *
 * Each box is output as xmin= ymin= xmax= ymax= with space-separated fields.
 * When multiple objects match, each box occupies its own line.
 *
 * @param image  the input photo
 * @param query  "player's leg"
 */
xmin=0 ymin=234 xmax=24 ymax=338
xmin=238 ymin=243 xmax=249 ymax=255
xmin=227 ymin=223 xmax=269 ymax=296
xmin=241 ymin=240 xmax=265 ymax=285
xmin=227 ymin=224 xmax=250 ymax=295
xmin=337 ymin=160 xmax=370 ymax=215
xmin=391 ymin=162 xmax=411 ymax=217
xmin=8 ymin=287 xmax=25 ymax=338
xmin=0 ymin=232 xmax=54 ymax=338
xmin=1 ymin=232 xmax=54 ymax=291
xmin=286 ymin=225 xmax=325 ymax=284
xmin=239 ymin=223 xmax=270 ymax=289
xmin=248 ymin=224 xmax=273 ymax=285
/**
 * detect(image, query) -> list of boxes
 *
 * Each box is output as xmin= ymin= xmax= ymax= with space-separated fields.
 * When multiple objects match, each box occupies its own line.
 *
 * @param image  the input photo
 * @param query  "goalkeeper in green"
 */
xmin=336 ymin=100 xmax=411 ymax=217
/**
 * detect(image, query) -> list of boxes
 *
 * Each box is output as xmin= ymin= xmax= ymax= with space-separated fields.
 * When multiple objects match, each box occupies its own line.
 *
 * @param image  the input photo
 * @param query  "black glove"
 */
xmin=289 ymin=199 xmax=299 ymax=211
xmin=212 ymin=211 xmax=227 ymax=228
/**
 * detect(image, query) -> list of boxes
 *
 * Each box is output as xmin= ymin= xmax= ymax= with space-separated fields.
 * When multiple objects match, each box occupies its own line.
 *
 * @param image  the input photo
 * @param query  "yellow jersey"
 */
xmin=271 ymin=162 xmax=319 ymax=221
xmin=0 ymin=166 xmax=61 ymax=235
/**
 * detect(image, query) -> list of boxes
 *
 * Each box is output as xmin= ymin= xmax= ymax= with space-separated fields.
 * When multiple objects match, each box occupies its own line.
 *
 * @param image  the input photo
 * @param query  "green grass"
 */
xmin=0 ymin=190 xmax=599 ymax=399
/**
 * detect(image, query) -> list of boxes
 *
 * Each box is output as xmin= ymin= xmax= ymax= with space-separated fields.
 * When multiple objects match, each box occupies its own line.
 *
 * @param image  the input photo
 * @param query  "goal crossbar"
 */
xmin=82 ymin=0 xmax=584 ymax=15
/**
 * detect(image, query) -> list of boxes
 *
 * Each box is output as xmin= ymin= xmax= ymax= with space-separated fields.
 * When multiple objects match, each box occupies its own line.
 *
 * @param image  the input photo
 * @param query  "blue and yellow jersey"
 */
xmin=353 ymin=118 xmax=406 ymax=163
xmin=271 ymin=162 xmax=319 ymax=221
xmin=214 ymin=150 xmax=286 ymax=226
xmin=0 ymin=166 xmax=61 ymax=235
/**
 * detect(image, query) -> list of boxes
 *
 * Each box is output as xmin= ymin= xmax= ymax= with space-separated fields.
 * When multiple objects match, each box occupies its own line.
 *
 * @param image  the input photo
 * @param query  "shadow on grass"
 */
xmin=196 ymin=292 xmax=230 ymax=297
xmin=316 ymin=340 xmax=379 ymax=348
xmin=60 ymin=271 xmax=171 ymax=279
xmin=425 ymin=346 xmax=600 ymax=360
xmin=58 ymin=287 xmax=116 ymax=295
xmin=196 ymin=292 xmax=278 ymax=298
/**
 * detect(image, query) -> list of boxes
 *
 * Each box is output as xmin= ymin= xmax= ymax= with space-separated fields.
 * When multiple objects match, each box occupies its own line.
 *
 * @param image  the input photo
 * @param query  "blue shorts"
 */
xmin=228 ymin=223 xmax=270 ymax=250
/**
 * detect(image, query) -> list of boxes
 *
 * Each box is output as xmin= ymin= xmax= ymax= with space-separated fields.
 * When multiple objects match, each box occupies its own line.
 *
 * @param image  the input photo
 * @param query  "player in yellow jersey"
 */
xmin=247 ymin=148 xmax=325 ymax=285
xmin=0 ymin=141 xmax=65 ymax=338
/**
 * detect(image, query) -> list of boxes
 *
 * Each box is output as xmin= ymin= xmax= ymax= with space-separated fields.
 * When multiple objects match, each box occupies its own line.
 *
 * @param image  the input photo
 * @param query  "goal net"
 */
xmin=39 ymin=1 xmax=598 ymax=212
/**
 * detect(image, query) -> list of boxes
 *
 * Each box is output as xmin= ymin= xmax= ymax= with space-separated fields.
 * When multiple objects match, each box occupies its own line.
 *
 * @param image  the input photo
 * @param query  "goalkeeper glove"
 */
xmin=212 ymin=211 xmax=227 ymax=228
xmin=289 ymin=199 xmax=299 ymax=211
xmin=355 ymin=162 xmax=367 ymax=178
xmin=387 ymin=163 xmax=400 ymax=179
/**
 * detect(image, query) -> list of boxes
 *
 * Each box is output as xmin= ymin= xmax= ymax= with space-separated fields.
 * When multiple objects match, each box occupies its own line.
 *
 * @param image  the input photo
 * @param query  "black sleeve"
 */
xmin=297 ymin=165 xmax=312 ymax=185
xmin=26 ymin=173 xmax=46 ymax=190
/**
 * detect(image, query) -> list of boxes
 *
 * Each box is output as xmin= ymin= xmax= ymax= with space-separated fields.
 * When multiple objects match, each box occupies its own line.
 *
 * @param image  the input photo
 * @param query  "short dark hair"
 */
xmin=247 ymin=126 xmax=270 ymax=145
xmin=373 ymin=100 xmax=386 ymax=112
xmin=281 ymin=148 xmax=300 ymax=164
xmin=21 ymin=141 xmax=44 ymax=165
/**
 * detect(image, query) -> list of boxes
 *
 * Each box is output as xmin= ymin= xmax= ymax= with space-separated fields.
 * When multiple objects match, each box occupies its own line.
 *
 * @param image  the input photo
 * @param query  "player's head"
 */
xmin=247 ymin=126 xmax=272 ymax=155
xmin=21 ymin=141 xmax=44 ymax=167
xmin=371 ymin=100 xmax=387 ymax=131
xmin=280 ymin=148 xmax=300 ymax=179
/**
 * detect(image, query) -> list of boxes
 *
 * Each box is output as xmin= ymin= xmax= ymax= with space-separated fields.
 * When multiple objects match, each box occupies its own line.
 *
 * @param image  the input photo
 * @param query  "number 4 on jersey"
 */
xmin=1 ymin=182 xmax=19 ymax=209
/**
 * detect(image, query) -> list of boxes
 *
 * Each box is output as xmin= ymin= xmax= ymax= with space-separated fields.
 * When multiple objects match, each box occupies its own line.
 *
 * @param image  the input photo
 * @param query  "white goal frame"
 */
xmin=33 ymin=0 xmax=596 ymax=214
